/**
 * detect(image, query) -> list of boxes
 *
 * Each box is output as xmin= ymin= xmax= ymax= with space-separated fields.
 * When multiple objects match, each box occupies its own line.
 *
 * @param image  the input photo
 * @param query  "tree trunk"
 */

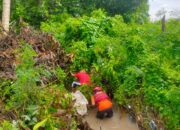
xmin=162 ymin=15 xmax=166 ymax=32
xmin=2 ymin=0 xmax=11 ymax=33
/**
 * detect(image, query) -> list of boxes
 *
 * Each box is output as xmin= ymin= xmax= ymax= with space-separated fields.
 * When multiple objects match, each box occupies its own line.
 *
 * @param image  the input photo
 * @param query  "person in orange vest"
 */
xmin=71 ymin=70 xmax=91 ymax=87
xmin=91 ymin=86 xmax=113 ymax=119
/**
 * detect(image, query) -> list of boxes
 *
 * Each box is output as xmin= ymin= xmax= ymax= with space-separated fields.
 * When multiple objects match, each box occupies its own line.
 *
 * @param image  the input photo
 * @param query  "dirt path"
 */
xmin=84 ymin=104 xmax=139 ymax=130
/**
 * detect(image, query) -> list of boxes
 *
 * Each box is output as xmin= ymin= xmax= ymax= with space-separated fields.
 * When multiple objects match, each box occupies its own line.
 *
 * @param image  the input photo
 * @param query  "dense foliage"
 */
xmin=41 ymin=10 xmax=180 ymax=129
xmin=0 ymin=1 xmax=180 ymax=129
xmin=0 ymin=0 xmax=148 ymax=26
xmin=60 ymin=0 xmax=149 ymax=23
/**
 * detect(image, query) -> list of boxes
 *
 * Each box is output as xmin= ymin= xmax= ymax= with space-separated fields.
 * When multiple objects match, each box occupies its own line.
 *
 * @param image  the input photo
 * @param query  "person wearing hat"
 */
xmin=91 ymin=86 xmax=113 ymax=119
xmin=71 ymin=83 xmax=88 ymax=116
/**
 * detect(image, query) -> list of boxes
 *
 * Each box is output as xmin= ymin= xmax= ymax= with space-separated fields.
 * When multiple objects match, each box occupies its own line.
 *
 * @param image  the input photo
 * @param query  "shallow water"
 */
xmin=84 ymin=104 xmax=139 ymax=130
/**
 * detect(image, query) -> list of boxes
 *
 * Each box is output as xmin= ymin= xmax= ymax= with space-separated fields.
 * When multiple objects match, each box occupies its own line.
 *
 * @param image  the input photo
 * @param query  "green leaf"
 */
xmin=33 ymin=118 xmax=48 ymax=130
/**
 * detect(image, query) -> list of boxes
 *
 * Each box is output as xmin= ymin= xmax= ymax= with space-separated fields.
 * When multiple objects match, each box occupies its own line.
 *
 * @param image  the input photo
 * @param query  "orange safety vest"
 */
xmin=97 ymin=99 xmax=112 ymax=111
xmin=91 ymin=93 xmax=112 ymax=111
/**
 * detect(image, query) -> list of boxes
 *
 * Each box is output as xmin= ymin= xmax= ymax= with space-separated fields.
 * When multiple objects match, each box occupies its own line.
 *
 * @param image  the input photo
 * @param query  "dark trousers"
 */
xmin=96 ymin=108 xmax=113 ymax=119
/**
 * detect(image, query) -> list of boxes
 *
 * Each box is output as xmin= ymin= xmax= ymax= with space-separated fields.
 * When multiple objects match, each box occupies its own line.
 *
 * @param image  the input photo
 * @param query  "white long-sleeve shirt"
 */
xmin=72 ymin=90 xmax=88 ymax=116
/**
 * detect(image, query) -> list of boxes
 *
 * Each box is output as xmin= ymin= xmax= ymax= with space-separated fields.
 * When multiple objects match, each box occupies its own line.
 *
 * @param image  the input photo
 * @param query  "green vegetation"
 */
xmin=41 ymin=10 xmax=180 ymax=129
xmin=0 ymin=43 xmax=75 ymax=129
xmin=0 ymin=0 xmax=148 ymax=26
xmin=0 ymin=1 xmax=180 ymax=130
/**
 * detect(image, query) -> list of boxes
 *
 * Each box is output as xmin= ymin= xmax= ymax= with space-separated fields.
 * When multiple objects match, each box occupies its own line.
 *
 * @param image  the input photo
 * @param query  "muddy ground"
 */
xmin=84 ymin=104 xmax=139 ymax=130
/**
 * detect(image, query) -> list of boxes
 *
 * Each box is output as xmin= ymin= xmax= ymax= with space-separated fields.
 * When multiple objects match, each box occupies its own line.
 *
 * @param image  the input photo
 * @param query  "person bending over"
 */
xmin=71 ymin=70 xmax=91 ymax=87
xmin=72 ymin=83 xmax=88 ymax=116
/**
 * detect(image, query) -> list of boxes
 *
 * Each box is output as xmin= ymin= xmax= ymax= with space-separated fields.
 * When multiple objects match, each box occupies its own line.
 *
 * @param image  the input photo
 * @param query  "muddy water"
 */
xmin=84 ymin=104 xmax=139 ymax=130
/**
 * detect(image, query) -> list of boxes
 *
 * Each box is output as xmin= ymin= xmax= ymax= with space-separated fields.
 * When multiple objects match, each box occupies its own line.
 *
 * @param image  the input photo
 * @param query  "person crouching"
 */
xmin=91 ymin=86 xmax=113 ymax=119
xmin=72 ymin=83 xmax=88 ymax=116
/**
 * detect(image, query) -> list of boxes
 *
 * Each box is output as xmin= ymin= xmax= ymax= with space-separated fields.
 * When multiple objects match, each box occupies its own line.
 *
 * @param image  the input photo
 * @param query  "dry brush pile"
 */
xmin=0 ymin=26 xmax=73 ymax=81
